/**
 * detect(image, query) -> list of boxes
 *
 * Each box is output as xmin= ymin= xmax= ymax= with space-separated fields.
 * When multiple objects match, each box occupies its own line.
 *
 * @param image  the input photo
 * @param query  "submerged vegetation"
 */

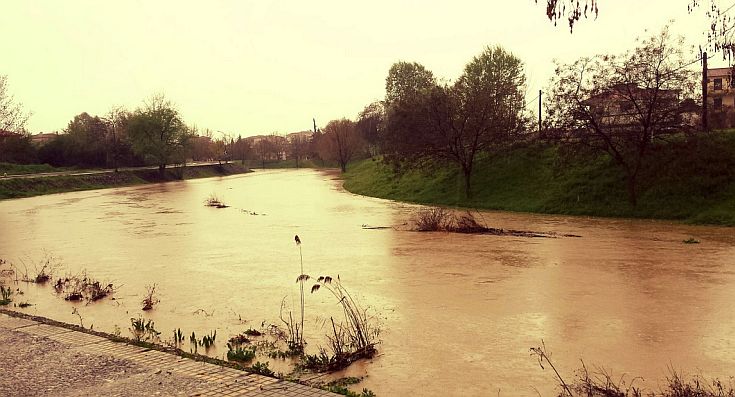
xmin=0 ymin=285 xmax=12 ymax=306
xmin=141 ymin=283 xmax=160 ymax=311
xmin=53 ymin=272 xmax=115 ymax=302
xmin=204 ymin=193 xmax=229 ymax=208
xmin=532 ymin=341 xmax=735 ymax=397
xmin=411 ymin=207 xmax=579 ymax=238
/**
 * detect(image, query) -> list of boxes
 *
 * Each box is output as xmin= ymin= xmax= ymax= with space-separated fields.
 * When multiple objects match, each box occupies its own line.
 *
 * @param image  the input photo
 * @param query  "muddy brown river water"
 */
xmin=1 ymin=169 xmax=735 ymax=396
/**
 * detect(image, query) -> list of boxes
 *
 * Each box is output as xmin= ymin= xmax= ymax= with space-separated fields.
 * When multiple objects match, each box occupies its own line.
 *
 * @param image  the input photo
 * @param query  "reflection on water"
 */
xmin=1 ymin=169 xmax=735 ymax=396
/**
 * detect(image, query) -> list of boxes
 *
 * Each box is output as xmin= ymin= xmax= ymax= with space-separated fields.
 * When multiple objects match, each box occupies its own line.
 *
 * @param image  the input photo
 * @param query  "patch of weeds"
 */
xmin=15 ymin=301 xmax=32 ymax=308
xmin=171 ymin=328 xmax=185 ymax=347
xmin=411 ymin=208 xmax=558 ymax=238
xmin=129 ymin=316 xmax=161 ymax=342
xmin=531 ymin=340 xmax=735 ymax=396
xmin=199 ymin=330 xmax=217 ymax=349
xmin=412 ymin=207 xmax=453 ymax=231
xmin=12 ymin=253 xmax=61 ymax=284
xmin=0 ymin=286 xmax=12 ymax=305
xmin=244 ymin=328 xmax=263 ymax=337
xmin=317 ymin=379 xmax=376 ymax=397
xmin=54 ymin=271 xmax=116 ymax=303
xmin=226 ymin=344 xmax=256 ymax=362
xmin=228 ymin=334 xmax=251 ymax=345
xmin=249 ymin=361 xmax=274 ymax=376
xmin=142 ymin=283 xmax=160 ymax=311
xmin=204 ymin=193 xmax=229 ymax=208
xmin=301 ymin=275 xmax=380 ymax=372
xmin=683 ymin=237 xmax=701 ymax=244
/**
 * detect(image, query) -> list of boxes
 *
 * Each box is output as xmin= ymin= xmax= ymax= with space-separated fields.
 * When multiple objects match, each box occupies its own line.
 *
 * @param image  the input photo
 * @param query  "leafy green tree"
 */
xmin=383 ymin=46 xmax=527 ymax=197
xmin=127 ymin=94 xmax=193 ymax=173
xmin=356 ymin=101 xmax=384 ymax=157
xmin=65 ymin=112 xmax=108 ymax=166
xmin=385 ymin=62 xmax=436 ymax=106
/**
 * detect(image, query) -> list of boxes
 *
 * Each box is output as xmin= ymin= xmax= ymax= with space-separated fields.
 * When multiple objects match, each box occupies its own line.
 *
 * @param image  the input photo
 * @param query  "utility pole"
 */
xmin=538 ymin=89 xmax=542 ymax=133
xmin=703 ymin=52 xmax=708 ymax=131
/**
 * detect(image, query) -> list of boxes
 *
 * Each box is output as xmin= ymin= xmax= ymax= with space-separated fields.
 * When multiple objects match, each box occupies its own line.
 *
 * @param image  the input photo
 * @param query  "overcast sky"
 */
xmin=0 ymin=1 xmax=721 ymax=137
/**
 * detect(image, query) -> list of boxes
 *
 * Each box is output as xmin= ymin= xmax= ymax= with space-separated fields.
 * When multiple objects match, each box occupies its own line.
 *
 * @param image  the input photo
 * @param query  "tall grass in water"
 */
xmin=296 ymin=235 xmax=305 ymax=351
xmin=304 ymin=275 xmax=380 ymax=371
xmin=531 ymin=341 xmax=735 ymax=396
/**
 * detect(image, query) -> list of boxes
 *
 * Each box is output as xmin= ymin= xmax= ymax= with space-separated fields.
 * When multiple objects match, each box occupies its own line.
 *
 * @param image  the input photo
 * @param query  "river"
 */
xmin=1 ymin=169 xmax=734 ymax=396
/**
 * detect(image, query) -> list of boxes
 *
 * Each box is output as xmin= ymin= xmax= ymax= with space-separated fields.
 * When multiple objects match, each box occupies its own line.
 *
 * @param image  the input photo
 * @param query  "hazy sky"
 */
xmin=0 ymin=1 xmax=721 ymax=137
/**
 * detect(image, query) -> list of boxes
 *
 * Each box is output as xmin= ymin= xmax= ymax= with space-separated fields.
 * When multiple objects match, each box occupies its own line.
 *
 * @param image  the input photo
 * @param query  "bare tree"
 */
xmin=320 ymin=118 xmax=363 ymax=173
xmin=546 ymin=28 xmax=698 ymax=205
xmin=288 ymin=133 xmax=310 ymax=168
xmin=0 ymin=75 xmax=30 ymax=132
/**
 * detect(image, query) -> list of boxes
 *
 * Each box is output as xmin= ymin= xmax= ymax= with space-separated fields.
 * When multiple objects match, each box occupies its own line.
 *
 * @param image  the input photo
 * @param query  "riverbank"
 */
xmin=343 ymin=133 xmax=735 ymax=226
xmin=0 ymin=163 xmax=250 ymax=200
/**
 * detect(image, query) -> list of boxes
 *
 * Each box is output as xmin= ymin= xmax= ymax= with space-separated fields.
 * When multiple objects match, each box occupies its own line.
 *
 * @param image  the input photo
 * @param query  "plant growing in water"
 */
xmin=295 ymin=234 xmax=306 ymax=352
xmin=304 ymin=275 xmax=381 ymax=371
xmin=141 ymin=283 xmax=160 ymax=311
xmin=226 ymin=344 xmax=256 ymax=362
xmin=0 ymin=285 xmax=12 ymax=306
xmin=204 ymin=193 xmax=229 ymax=208
xmin=249 ymin=361 xmax=275 ymax=376
xmin=199 ymin=330 xmax=217 ymax=349
xmin=129 ymin=317 xmax=161 ymax=342
xmin=171 ymin=328 xmax=185 ymax=346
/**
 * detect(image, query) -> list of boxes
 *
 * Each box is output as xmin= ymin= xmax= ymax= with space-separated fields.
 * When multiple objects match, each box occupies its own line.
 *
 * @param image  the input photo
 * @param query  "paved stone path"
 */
xmin=0 ymin=313 xmax=337 ymax=397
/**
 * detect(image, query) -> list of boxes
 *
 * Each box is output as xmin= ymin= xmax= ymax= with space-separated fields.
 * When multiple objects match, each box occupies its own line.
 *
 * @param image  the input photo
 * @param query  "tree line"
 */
xmin=316 ymin=27 xmax=708 ymax=206
xmin=0 ymin=26 xmax=720 ymax=207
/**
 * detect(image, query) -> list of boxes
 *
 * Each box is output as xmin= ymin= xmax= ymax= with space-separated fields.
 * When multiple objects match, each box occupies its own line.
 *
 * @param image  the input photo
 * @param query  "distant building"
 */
xmin=707 ymin=67 xmax=735 ymax=128
xmin=30 ymin=132 xmax=58 ymax=146
xmin=582 ymin=83 xmax=683 ymax=129
xmin=0 ymin=130 xmax=22 ymax=143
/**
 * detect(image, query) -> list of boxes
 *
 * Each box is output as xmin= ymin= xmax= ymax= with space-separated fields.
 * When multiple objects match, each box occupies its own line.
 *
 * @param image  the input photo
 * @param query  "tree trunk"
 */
xmin=340 ymin=161 xmax=347 ymax=173
xmin=626 ymin=175 xmax=638 ymax=207
xmin=462 ymin=165 xmax=473 ymax=199
xmin=158 ymin=163 xmax=166 ymax=175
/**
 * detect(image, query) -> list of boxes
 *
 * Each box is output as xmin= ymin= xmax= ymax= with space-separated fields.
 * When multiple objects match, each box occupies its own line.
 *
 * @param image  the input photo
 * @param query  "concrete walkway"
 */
xmin=0 ymin=313 xmax=337 ymax=397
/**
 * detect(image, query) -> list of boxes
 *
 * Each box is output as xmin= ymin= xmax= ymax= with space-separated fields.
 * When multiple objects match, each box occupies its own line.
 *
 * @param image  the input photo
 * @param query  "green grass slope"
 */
xmin=343 ymin=133 xmax=735 ymax=225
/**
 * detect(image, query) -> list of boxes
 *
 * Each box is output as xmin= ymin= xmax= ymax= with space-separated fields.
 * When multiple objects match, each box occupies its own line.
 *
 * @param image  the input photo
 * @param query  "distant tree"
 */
xmin=190 ymin=130 xmax=215 ymax=162
xmin=233 ymin=135 xmax=251 ymax=166
xmin=356 ymin=101 xmax=384 ymax=157
xmin=0 ymin=75 xmax=36 ymax=163
xmin=385 ymin=62 xmax=436 ymax=106
xmin=103 ymin=106 xmax=132 ymax=171
xmin=0 ymin=75 xmax=30 ymax=133
xmin=65 ymin=112 xmax=109 ymax=167
xmin=383 ymin=46 xmax=527 ymax=197
xmin=319 ymin=118 xmax=363 ymax=173
xmin=127 ymin=94 xmax=193 ymax=174
xmin=0 ymin=133 xmax=36 ymax=164
xmin=546 ymin=28 xmax=697 ymax=205
xmin=288 ymin=133 xmax=310 ymax=168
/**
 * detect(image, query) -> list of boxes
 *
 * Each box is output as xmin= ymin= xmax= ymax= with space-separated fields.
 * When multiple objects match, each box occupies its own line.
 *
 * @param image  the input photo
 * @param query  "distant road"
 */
xmin=1 ymin=162 xmax=220 ymax=180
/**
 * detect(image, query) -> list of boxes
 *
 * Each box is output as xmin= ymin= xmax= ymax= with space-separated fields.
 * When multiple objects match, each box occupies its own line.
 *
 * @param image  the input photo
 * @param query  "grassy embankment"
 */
xmin=0 ymin=162 xmax=78 ymax=175
xmin=343 ymin=132 xmax=735 ymax=226
xmin=0 ymin=163 xmax=250 ymax=200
